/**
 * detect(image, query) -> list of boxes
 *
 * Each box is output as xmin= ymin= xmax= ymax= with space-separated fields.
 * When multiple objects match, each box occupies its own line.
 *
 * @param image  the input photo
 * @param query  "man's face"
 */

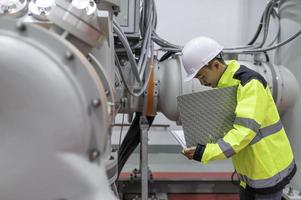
xmin=194 ymin=63 xmax=221 ymax=88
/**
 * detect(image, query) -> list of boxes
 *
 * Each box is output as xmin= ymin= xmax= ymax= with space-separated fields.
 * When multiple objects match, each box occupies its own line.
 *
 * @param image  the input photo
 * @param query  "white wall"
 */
xmin=154 ymin=0 xmax=247 ymax=46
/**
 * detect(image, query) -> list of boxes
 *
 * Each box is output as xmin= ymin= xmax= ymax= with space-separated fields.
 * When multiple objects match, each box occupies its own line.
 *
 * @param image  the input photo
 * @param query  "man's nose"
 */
xmin=198 ymin=78 xmax=205 ymax=85
xmin=199 ymin=76 xmax=205 ymax=82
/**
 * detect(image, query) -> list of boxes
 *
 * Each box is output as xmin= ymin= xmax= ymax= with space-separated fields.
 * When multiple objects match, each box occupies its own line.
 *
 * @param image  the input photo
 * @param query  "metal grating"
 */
xmin=177 ymin=86 xmax=237 ymax=147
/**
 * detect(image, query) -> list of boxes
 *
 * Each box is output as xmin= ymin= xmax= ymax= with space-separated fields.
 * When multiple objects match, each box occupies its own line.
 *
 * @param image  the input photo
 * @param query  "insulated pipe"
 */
xmin=157 ymin=55 xmax=299 ymax=122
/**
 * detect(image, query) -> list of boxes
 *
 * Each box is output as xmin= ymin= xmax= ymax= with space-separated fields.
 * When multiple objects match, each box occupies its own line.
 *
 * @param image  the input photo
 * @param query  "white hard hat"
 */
xmin=182 ymin=36 xmax=223 ymax=82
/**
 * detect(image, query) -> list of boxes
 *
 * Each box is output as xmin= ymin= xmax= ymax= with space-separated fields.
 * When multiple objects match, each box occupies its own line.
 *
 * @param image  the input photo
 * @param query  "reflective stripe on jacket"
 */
xmin=198 ymin=60 xmax=296 ymax=193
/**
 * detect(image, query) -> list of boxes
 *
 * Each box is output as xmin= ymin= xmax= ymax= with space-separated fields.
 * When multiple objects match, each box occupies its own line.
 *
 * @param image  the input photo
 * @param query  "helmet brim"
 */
xmin=184 ymin=70 xmax=199 ymax=82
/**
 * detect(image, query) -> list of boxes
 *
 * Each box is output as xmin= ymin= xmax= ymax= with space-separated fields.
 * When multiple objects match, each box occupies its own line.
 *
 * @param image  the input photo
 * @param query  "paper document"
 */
xmin=169 ymin=129 xmax=187 ymax=148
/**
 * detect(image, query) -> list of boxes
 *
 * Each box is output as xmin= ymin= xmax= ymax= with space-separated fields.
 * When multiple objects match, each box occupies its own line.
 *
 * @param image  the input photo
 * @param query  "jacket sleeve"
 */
xmin=196 ymin=79 xmax=268 ymax=163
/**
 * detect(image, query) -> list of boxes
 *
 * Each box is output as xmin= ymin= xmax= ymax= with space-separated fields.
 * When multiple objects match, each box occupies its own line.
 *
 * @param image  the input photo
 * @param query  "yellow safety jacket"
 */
xmin=193 ymin=60 xmax=296 ymax=194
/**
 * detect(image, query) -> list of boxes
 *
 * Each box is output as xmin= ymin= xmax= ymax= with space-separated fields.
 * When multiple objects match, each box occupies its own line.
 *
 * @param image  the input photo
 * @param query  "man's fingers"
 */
xmin=185 ymin=150 xmax=193 ymax=154
xmin=184 ymin=152 xmax=194 ymax=159
xmin=183 ymin=147 xmax=196 ymax=154
xmin=182 ymin=147 xmax=197 ymax=160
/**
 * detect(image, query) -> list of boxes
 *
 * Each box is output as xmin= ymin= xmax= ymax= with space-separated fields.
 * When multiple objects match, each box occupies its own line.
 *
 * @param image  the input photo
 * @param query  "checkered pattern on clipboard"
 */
xmin=177 ymin=86 xmax=237 ymax=147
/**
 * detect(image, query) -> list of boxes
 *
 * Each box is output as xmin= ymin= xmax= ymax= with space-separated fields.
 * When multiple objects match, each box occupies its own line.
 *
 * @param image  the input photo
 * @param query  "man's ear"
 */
xmin=212 ymin=59 xmax=220 ymax=70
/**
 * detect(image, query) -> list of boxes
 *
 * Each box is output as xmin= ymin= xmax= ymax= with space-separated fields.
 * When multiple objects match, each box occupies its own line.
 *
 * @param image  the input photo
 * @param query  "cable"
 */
xmin=223 ymin=0 xmax=301 ymax=54
xmin=117 ymin=113 xmax=155 ymax=179
xmin=256 ymin=0 xmax=276 ymax=48
xmin=117 ymin=112 xmax=142 ymax=177
xmin=114 ymin=52 xmax=134 ymax=94
xmin=113 ymin=21 xmax=141 ymax=83
xmin=223 ymin=44 xmax=257 ymax=51
xmin=159 ymin=51 xmax=176 ymax=62
xmin=115 ymin=40 xmax=143 ymax=52
xmin=114 ymin=0 xmax=182 ymax=88
xmin=138 ymin=0 xmax=156 ymax=78
xmin=159 ymin=47 xmax=182 ymax=52
xmin=114 ymin=16 xmax=153 ymax=87
xmin=264 ymin=52 xmax=270 ymax=62
xmin=247 ymin=14 xmax=264 ymax=46
xmin=140 ymin=0 xmax=146 ymax=37
xmin=152 ymin=32 xmax=182 ymax=50
xmin=267 ymin=8 xmax=280 ymax=47
xmin=224 ymin=29 xmax=301 ymax=54
xmin=224 ymin=0 xmax=280 ymax=51
xmin=231 ymin=170 xmax=239 ymax=186
xmin=115 ymin=52 xmax=153 ymax=97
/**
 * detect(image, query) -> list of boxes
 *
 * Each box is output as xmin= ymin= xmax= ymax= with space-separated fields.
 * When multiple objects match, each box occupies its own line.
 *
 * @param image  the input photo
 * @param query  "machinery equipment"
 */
xmin=0 ymin=0 xmax=300 ymax=199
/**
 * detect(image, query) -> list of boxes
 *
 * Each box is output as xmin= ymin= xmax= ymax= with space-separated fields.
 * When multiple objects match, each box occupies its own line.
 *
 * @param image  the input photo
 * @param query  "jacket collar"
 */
xmin=217 ymin=60 xmax=240 ymax=88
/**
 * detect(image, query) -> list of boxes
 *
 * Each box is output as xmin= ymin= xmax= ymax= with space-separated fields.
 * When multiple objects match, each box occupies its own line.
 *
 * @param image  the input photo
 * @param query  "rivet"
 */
xmin=16 ymin=22 xmax=26 ymax=31
xmin=65 ymin=51 xmax=74 ymax=60
xmin=89 ymin=149 xmax=100 ymax=161
xmin=91 ymin=98 xmax=101 ymax=107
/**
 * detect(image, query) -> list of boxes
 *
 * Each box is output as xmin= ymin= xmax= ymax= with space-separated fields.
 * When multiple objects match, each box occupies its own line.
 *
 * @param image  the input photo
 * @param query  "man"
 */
xmin=181 ymin=36 xmax=296 ymax=200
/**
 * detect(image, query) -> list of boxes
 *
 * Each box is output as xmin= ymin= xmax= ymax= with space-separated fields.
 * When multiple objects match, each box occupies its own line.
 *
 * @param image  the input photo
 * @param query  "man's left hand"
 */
xmin=182 ymin=147 xmax=196 ymax=160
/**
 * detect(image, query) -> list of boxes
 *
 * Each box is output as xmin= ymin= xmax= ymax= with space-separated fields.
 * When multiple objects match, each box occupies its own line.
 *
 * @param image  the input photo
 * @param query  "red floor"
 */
xmin=168 ymin=194 xmax=239 ymax=200
xmin=120 ymin=172 xmax=237 ymax=181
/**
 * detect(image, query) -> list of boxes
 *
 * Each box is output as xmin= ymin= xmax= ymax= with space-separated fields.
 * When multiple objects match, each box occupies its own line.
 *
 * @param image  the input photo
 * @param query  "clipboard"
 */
xmin=168 ymin=129 xmax=187 ymax=148
xmin=177 ymin=86 xmax=238 ymax=147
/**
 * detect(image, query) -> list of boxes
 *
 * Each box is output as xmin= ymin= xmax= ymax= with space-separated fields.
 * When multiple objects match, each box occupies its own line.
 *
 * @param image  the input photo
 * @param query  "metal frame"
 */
xmin=140 ymin=116 xmax=150 ymax=200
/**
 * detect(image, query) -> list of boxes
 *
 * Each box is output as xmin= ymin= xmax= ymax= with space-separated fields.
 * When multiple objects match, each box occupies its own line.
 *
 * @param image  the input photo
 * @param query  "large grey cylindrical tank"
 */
xmin=0 ymin=18 xmax=116 ymax=200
